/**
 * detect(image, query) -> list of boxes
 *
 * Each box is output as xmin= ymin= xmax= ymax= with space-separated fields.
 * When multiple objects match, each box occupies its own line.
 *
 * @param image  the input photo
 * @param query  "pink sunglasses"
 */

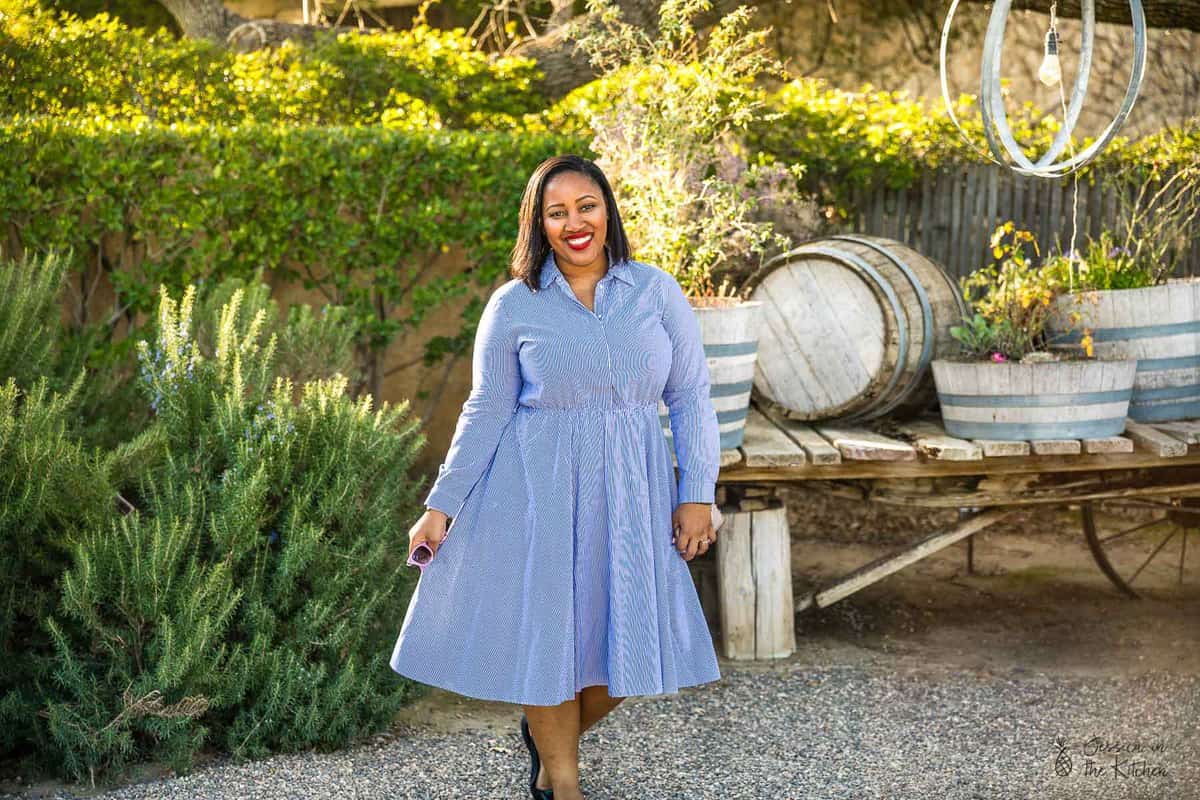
xmin=406 ymin=541 xmax=435 ymax=571
xmin=407 ymin=520 xmax=452 ymax=572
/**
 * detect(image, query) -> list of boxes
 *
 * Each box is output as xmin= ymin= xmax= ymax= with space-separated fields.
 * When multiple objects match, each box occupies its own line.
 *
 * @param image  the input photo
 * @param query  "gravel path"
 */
xmin=5 ymin=657 xmax=1196 ymax=800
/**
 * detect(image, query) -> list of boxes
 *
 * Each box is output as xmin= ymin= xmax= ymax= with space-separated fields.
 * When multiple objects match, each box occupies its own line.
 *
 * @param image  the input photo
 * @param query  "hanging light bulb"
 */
xmin=1039 ymin=26 xmax=1063 ymax=87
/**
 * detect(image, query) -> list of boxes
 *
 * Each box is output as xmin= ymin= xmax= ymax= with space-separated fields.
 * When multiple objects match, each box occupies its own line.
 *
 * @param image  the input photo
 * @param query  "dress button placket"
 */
xmin=596 ymin=281 xmax=616 ymax=404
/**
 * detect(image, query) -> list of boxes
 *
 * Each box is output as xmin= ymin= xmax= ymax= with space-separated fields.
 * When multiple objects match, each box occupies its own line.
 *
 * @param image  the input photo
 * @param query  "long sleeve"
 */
xmin=423 ymin=288 xmax=522 ymax=518
xmin=660 ymin=272 xmax=721 ymax=505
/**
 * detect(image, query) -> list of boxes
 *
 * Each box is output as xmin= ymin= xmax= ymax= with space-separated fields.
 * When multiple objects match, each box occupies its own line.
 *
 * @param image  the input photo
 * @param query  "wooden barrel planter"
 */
xmin=1047 ymin=279 xmax=1200 ymax=423
xmin=660 ymin=298 xmax=763 ymax=451
xmin=931 ymin=359 xmax=1138 ymax=440
xmin=744 ymin=235 xmax=966 ymax=423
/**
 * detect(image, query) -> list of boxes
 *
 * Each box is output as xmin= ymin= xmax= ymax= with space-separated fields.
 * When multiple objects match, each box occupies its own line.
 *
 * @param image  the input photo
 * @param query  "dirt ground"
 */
xmin=786 ymin=487 xmax=1200 ymax=679
xmin=393 ymin=486 xmax=1200 ymax=736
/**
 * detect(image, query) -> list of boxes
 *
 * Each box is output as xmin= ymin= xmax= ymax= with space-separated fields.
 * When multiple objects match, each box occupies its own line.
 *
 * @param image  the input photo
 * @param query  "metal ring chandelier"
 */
xmin=939 ymin=0 xmax=1149 ymax=178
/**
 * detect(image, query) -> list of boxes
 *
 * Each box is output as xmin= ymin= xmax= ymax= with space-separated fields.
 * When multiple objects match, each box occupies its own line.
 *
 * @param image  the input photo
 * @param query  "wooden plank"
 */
xmin=796 ymin=508 xmax=1016 ymax=610
xmin=1012 ymin=173 xmax=1026 ymax=243
xmin=869 ymin=188 xmax=884 ymax=234
xmin=894 ymin=420 xmax=983 ymax=461
xmin=813 ymin=426 xmax=918 ymax=461
xmin=716 ymin=510 xmax=755 ymax=659
xmin=1149 ymin=420 xmax=1200 ymax=445
xmin=1004 ymin=169 xmax=1017 ymax=237
xmin=776 ymin=421 xmax=842 ymax=464
xmin=740 ymin=407 xmax=807 ymax=467
xmin=968 ymin=166 xmax=984 ymax=273
xmin=950 ymin=167 xmax=964 ymax=275
xmin=974 ymin=439 xmax=1031 ymax=457
xmin=1049 ymin=172 xmax=1064 ymax=252
xmin=918 ymin=171 xmax=933 ymax=255
xmin=750 ymin=506 xmax=795 ymax=659
xmin=1123 ymin=421 xmax=1189 ymax=457
xmin=1026 ymin=176 xmax=1041 ymax=249
xmin=936 ymin=170 xmax=953 ymax=269
xmin=1083 ymin=436 xmax=1134 ymax=454
xmin=721 ymin=448 xmax=744 ymax=467
xmin=1087 ymin=175 xmax=1103 ymax=242
xmin=959 ymin=167 xmax=976 ymax=275
xmin=1030 ymin=439 xmax=1083 ymax=455
xmin=751 ymin=403 xmax=842 ymax=464
xmin=985 ymin=166 xmax=999 ymax=242
xmin=718 ymin=447 xmax=1200 ymax=481
xmin=864 ymin=477 xmax=1200 ymax=509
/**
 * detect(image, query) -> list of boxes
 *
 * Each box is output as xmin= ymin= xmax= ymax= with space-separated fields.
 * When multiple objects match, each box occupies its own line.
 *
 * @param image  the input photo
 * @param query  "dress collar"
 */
xmin=538 ymin=248 xmax=634 ymax=289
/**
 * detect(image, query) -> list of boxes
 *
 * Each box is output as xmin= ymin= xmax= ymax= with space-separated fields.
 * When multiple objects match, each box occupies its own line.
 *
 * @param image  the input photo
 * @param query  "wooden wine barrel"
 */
xmin=1047 ymin=279 xmax=1200 ymax=423
xmin=744 ymin=235 xmax=966 ymax=423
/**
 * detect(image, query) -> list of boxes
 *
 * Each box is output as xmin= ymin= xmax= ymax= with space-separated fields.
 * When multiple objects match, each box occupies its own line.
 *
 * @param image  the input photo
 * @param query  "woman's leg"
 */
xmin=523 ymin=687 xmax=625 ymax=797
xmin=578 ymin=685 xmax=624 ymax=733
xmin=524 ymin=694 xmax=584 ymax=799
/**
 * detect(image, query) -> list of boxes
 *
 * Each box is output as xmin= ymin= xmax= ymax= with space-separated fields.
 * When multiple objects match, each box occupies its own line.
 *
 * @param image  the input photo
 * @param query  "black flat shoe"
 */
xmin=520 ymin=713 xmax=554 ymax=799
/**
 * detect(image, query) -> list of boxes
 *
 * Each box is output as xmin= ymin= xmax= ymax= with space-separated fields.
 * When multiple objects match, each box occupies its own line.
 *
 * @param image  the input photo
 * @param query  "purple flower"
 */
xmin=1107 ymin=246 xmax=1131 ymax=259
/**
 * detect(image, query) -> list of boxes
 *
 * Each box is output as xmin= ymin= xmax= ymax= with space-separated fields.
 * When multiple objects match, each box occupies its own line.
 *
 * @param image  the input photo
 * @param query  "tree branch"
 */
xmin=961 ymin=0 xmax=1200 ymax=32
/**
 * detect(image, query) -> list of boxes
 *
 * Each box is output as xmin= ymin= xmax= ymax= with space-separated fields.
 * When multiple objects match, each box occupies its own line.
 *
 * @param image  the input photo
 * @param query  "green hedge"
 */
xmin=0 ymin=119 xmax=591 ymax=397
xmin=7 ymin=0 xmax=1195 ymax=205
xmin=747 ymin=77 xmax=1199 ymax=208
xmin=0 ymin=0 xmax=546 ymax=129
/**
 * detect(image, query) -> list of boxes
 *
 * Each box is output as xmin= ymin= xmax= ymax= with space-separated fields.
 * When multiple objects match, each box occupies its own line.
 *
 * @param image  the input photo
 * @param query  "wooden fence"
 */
xmin=842 ymin=164 xmax=1200 ymax=282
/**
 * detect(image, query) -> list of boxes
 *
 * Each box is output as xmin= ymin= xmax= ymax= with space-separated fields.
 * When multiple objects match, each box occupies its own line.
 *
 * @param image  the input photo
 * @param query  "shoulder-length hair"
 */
xmin=510 ymin=155 xmax=632 ymax=293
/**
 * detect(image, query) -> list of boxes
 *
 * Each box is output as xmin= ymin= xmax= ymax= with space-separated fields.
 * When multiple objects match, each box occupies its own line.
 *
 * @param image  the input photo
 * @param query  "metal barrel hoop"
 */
xmin=980 ymin=0 xmax=1095 ymax=173
xmin=826 ymin=235 xmax=937 ymax=420
xmin=941 ymin=0 xmax=1148 ymax=178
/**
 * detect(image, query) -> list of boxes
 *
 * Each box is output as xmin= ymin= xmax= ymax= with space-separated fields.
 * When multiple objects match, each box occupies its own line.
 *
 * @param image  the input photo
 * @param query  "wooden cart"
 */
xmin=708 ymin=403 xmax=1200 ymax=660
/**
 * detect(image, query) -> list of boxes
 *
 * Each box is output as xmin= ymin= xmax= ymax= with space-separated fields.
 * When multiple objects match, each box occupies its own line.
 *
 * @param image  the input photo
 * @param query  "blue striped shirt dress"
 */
xmin=389 ymin=249 xmax=723 ymax=706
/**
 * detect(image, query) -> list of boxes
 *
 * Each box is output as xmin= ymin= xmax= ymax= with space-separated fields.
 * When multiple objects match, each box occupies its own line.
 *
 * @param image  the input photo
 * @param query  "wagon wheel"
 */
xmin=1080 ymin=497 xmax=1200 ymax=599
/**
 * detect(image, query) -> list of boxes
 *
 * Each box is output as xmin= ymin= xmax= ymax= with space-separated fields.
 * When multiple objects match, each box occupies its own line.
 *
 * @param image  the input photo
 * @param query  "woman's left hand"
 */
xmin=672 ymin=502 xmax=716 ymax=561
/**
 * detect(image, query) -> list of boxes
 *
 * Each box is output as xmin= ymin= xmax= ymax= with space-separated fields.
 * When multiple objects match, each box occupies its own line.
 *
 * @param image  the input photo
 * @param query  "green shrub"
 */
xmin=567 ymin=0 xmax=810 ymax=296
xmin=0 ymin=249 xmax=64 ymax=390
xmin=0 ymin=251 xmax=117 ymax=765
xmin=38 ymin=279 xmax=427 ymax=784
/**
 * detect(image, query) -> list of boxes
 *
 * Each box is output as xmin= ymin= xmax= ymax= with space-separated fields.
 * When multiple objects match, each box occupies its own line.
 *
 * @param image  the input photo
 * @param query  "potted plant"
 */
xmin=569 ymin=0 xmax=821 ymax=450
xmin=932 ymin=223 xmax=1137 ymax=441
xmin=1043 ymin=160 xmax=1200 ymax=422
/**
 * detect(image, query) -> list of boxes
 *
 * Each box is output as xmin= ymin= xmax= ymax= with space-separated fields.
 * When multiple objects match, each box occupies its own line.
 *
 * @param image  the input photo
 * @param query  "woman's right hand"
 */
xmin=410 ymin=508 xmax=451 ymax=559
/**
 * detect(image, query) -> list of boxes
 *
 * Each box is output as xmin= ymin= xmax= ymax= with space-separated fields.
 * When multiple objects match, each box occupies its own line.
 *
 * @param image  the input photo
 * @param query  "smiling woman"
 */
xmin=390 ymin=154 xmax=723 ymax=800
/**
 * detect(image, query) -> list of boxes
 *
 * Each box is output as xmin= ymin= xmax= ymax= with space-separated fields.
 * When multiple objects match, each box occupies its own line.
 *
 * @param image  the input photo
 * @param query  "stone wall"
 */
xmin=754 ymin=2 xmax=1199 ymax=137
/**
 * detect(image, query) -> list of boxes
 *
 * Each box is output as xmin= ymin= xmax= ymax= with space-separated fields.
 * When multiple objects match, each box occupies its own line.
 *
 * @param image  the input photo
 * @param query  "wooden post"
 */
xmin=715 ymin=504 xmax=795 ymax=660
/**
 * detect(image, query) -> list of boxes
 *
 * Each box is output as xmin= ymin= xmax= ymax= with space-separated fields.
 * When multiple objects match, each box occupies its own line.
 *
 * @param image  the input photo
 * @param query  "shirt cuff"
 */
xmin=423 ymin=480 xmax=462 ymax=520
xmin=677 ymin=471 xmax=716 ymax=505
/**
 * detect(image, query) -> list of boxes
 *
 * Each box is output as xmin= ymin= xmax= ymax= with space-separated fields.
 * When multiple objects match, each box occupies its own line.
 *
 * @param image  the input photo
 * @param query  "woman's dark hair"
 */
xmin=511 ymin=155 xmax=632 ymax=293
